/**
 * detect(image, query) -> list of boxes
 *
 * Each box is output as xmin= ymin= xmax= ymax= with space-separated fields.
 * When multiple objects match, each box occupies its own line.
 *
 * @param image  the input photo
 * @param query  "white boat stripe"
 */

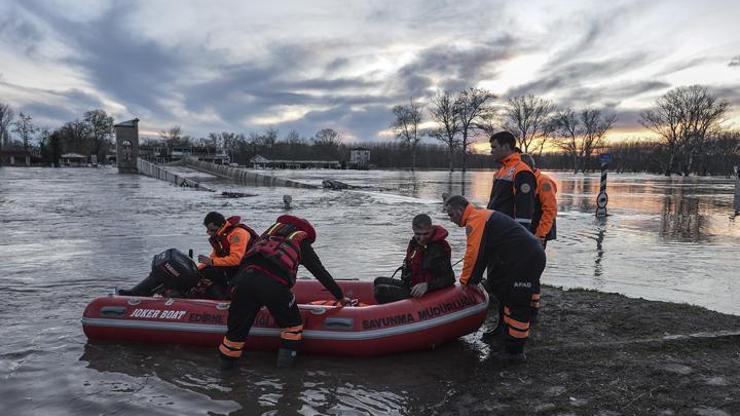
xmin=81 ymin=300 xmax=489 ymax=341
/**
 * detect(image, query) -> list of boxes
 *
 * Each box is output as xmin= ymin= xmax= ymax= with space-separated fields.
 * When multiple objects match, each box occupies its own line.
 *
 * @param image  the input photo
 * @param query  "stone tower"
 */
xmin=115 ymin=118 xmax=139 ymax=173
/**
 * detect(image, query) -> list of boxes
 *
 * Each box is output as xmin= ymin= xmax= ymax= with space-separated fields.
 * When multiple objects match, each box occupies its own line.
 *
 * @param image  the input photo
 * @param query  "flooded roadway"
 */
xmin=0 ymin=166 xmax=738 ymax=415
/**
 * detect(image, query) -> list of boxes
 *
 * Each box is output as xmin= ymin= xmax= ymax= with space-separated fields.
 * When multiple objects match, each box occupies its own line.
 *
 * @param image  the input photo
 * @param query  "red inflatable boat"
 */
xmin=82 ymin=280 xmax=489 ymax=356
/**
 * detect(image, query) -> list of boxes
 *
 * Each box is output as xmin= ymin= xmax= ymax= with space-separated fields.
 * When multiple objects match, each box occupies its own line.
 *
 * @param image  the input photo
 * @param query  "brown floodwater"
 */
xmin=0 ymin=166 xmax=738 ymax=415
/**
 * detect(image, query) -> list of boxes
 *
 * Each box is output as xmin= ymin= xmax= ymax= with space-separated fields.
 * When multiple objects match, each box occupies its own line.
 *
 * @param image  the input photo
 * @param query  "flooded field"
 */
xmin=0 ymin=166 xmax=738 ymax=415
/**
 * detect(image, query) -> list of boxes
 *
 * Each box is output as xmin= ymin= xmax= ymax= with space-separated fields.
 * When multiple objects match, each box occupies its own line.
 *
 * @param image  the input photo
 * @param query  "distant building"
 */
xmin=115 ymin=119 xmax=139 ymax=173
xmin=249 ymin=154 xmax=340 ymax=169
xmin=60 ymin=153 xmax=88 ymax=167
xmin=138 ymin=144 xmax=230 ymax=165
xmin=349 ymin=147 xmax=371 ymax=169
xmin=0 ymin=149 xmax=33 ymax=166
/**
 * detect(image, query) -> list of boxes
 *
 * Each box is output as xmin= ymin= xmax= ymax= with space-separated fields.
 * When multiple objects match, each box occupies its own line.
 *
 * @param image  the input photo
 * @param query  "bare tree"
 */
xmin=503 ymin=94 xmax=556 ymax=154
xmin=13 ymin=112 xmax=36 ymax=150
xmin=640 ymin=85 xmax=730 ymax=176
xmin=59 ymin=119 xmax=92 ymax=155
xmin=0 ymin=102 xmax=15 ymax=164
xmin=390 ymin=97 xmax=423 ymax=171
xmin=454 ymin=88 xmax=496 ymax=173
xmin=312 ymin=128 xmax=342 ymax=147
xmin=580 ymin=108 xmax=617 ymax=172
xmin=312 ymin=128 xmax=342 ymax=160
xmin=551 ymin=108 xmax=616 ymax=173
xmin=550 ymin=109 xmax=580 ymax=173
xmin=429 ymin=91 xmax=461 ymax=172
xmin=209 ymin=131 xmax=245 ymax=162
xmin=84 ymin=109 xmax=113 ymax=161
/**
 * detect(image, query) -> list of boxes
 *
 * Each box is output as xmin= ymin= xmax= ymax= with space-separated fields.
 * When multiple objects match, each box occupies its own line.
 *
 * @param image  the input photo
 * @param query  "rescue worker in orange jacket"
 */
xmin=219 ymin=215 xmax=349 ymax=369
xmin=374 ymin=214 xmax=455 ymax=304
xmin=520 ymin=154 xmax=557 ymax=247
xmin=520 ymin=154 xmax=558 ymax=323
xmin=118 ymin=212 xmax=257 ymax=299
xmin=194 ymin=211 xmax=259 ymax=298
xmin=486 ymin=131 xmax=536 ymax=232
xmin=444 ymin=195 xmax=546 ymax=361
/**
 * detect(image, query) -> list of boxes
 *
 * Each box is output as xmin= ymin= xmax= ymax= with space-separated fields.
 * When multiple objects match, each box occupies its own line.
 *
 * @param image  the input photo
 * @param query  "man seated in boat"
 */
xmin=118 ymin=212 xmax=258 ymax=299
xmin=374 ymin=214 xmax=455 ymax=304
xmin=218 ymin=215 xmax=350 ymax=369
xmin=444 ymin=195 xmax=546 ymax=362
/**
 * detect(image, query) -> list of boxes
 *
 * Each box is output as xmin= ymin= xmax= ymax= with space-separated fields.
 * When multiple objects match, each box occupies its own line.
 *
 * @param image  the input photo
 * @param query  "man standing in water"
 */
xmin=520 ymin=153 xmax=558 ymax=322
xmin=219 ymin=215 xmax=349 ymax=369
xmin=444 ymin=195 xmax=545 ymax=361
xmin=485 ymin=131 xmax=537 ymax=334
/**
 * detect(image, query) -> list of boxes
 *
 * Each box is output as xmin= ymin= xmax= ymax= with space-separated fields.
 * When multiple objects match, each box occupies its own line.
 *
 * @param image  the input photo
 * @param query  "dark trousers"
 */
xmin=530 ymin=239 xmax=548 ymax=321
xmin=220 ymin=270 xmax=303 ymax=361
xmin=488 ymin=250 xmax=546 ymax=354
xmin=373 ymin=277 xmax=411 ymax=304
xmin=198 ymin=265 xmax=241 ymax=299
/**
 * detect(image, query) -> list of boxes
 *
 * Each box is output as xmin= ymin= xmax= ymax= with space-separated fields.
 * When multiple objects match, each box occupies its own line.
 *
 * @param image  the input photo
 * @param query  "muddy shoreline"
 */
xmin=426 ymin=285 xmax=740 ymax=416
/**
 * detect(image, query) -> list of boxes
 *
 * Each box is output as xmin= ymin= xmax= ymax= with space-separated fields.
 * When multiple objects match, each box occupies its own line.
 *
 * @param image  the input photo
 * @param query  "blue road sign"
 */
xmin=599 ymin=153 xmax=613 ymax=166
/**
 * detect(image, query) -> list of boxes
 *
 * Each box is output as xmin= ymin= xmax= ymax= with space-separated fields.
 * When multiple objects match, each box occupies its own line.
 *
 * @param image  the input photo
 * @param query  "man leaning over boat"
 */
xmin=444 ymin=195 xmax=546 ymax=362
xmin=218 ymin=215 xmax=350 ymax=369
xmin=117 ymin=211 xmax=257 ymax=299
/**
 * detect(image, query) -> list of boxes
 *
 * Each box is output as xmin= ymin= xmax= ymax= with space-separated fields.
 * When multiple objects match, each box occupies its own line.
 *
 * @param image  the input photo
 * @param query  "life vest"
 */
xmin=405 ymin=225 xmax=451 ymax=286
xmin=246 ymin=215 xmax=316 ymax=285
xmin=208 ymin=216 xmax=259 ymax=261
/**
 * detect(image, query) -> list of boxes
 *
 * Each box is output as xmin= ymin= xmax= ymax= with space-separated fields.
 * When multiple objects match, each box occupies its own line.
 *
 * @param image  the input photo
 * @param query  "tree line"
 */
xmin=1 ymin=83 xmax=737 ymax=175
xmin=0 ymin=103 xmax=114 ymax=167
xmin=390 ymin=84 xmax=737 ymax=176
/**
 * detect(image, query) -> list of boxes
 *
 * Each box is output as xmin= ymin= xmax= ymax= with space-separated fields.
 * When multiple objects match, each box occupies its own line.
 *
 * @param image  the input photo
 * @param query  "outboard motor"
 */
xmin=118 ymin=248 xmax=200 ymax=297
xmin=151 ymin=248 xmax=200 ymax=293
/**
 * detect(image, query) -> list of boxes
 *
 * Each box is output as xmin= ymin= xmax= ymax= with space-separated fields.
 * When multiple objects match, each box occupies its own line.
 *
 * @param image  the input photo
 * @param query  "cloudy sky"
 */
xmin=1 ymin=0 xmax=738 ymax=143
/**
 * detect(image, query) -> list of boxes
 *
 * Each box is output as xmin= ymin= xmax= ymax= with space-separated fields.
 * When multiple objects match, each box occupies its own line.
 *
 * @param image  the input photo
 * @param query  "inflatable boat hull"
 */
xmin=82 ymin=280 xmax=488 ymax=356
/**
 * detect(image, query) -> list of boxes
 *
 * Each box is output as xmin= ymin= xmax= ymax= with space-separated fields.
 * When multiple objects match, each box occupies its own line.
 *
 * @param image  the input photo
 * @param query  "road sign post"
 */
xmin=596 ymin=154 xmax=612 ymax=218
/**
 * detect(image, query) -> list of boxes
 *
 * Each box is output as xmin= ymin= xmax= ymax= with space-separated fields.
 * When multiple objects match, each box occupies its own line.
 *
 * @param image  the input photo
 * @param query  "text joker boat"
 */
xmin=82 ymin=280 xmax=489 ymax=356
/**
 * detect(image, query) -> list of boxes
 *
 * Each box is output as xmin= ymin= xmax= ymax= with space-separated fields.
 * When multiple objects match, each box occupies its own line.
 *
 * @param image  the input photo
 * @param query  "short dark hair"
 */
xmin=203 ymin=211 xmax=226 ymax=227
xmin=520 ymin=153 xmax=536 ymax=169
xmin=444 ymin=195 xmax=469 ymax=211
xmin=490 ymin=131 xmax=516 ymax=149
xmin=412 ymin=214 xmax=432 ymax=228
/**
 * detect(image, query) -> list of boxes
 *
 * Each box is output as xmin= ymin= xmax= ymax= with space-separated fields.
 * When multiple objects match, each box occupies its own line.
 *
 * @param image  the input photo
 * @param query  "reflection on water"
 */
xmin=0 ymin=167 xmax=738 ymax=415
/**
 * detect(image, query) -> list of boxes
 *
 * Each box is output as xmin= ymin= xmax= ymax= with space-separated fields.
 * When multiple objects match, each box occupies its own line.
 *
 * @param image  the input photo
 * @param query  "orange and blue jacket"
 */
xmin=486 ymin=153 xmax=536 ymax=231
xmin=458 ymin=204 xmax=542 ymax=286
xmin=532 ymin=169 xmax=557 ymax=241
xmin=200 ymin=216 xmax=257 ymax=269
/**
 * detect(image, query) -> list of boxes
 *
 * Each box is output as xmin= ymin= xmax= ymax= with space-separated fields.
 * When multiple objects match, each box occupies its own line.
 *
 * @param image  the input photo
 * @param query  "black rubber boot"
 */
xmin=220 ymin=356 xmax=239 ymax=371
xmin=118 ymin=272 xmax=163 ymax=296
xmin=276 ymin=348 xmax=298 ymax=368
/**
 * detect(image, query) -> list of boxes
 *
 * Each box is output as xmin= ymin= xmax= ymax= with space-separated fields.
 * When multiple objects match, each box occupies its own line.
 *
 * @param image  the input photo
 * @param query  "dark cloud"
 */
xmin=544 ymin=2 xmax=655 ymax=70
xmin=0 ymin=80 xmax=104 ymax=127
xmin=554 ymin=80 xmax=671 ymax=110
xmin=393 ymin=35 xmax=519 ymax=98
xmin=282 ymin=104 xmax=394 ymax=140
xmin=0 ymin=7 xmax=44 ymax=55
xmin=708 ymin=84 xmax=740 ymax=107
xmin=20 ymin=1 xmax=187 ymax=119
xmin=508 ymin=52 xmax=652 ymax=98
xmin=655 ymin=56 xmax=712 ymax=77
xmin=730 ymin=56 xmax=740 ymax=67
